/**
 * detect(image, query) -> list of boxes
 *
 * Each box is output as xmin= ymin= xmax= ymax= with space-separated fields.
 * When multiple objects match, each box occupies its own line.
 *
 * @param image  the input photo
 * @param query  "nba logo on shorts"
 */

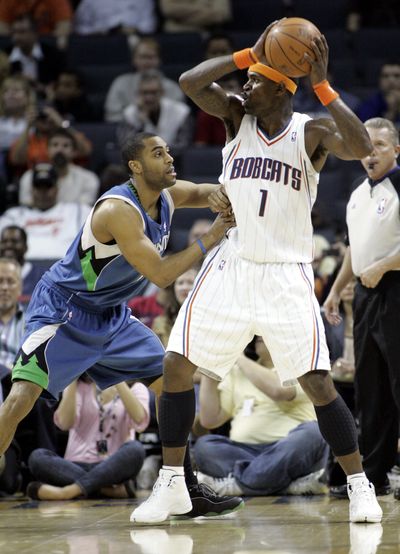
xmin=291 ymin=132 xmax=297 ymax=142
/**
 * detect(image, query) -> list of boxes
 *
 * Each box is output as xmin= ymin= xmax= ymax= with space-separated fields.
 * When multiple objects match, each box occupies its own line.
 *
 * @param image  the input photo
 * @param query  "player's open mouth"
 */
xmin=166 ymin=166 xmax=176 ymax=176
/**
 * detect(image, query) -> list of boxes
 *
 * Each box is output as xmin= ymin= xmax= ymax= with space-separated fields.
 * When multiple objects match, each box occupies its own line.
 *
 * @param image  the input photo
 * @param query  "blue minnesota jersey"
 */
xmin=45 ymin=181 xmax=174 ymax=308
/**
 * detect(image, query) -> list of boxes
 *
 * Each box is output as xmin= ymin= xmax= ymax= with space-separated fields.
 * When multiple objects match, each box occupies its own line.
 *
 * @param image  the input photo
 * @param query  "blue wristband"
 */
xmin=196 ymin=238 xmax=207 ymax=255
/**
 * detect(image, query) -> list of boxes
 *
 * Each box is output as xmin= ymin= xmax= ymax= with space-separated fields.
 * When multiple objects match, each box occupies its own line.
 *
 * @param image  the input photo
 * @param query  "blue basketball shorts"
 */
xmin=12 ymin=278 xmax=164 ymax=398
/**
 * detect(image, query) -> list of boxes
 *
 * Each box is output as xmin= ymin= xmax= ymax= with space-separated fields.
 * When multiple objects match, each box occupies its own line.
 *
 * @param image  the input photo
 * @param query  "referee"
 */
xmin=324 ymin=117 xmax=400 ymax=497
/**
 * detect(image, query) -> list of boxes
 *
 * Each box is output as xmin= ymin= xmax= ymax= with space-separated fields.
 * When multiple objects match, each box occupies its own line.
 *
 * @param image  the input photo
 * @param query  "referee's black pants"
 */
xmin=353 ymin=272 xmax=400 ymax=487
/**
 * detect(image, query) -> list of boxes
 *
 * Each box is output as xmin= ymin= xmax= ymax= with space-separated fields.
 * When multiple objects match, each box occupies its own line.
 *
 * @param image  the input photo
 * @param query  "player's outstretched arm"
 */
xmin=304 ymin=34 xmax=372 ymax=163
xmin=93 ymin=199 xmax=234 ymax=288
xmin=170 ymin=180 xmax=230 ymax=213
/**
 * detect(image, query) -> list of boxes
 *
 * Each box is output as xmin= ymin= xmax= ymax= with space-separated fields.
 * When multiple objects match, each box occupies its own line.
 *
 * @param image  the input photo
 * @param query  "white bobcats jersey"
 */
xmin=220 ymin=112 xmax=319 ymax=263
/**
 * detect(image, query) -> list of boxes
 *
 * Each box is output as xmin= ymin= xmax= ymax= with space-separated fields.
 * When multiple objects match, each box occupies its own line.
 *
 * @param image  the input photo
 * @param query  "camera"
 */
xmin=96 ymin=439 xmax=108 ymax=455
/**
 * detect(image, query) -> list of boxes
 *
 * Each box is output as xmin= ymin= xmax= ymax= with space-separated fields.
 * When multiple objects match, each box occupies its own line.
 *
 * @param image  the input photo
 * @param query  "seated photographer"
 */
xmin=27 ymin=374 xmax=150 ymax=500
xmin=194 ymin=337 xmax=329 ymax=496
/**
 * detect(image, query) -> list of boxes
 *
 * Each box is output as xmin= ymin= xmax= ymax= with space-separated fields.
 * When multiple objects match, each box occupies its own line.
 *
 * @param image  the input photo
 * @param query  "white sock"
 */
xmin=162 ymin=465 xmax=184 ymax=476
xmin=347 ymin=472 xmax=367 ymax=483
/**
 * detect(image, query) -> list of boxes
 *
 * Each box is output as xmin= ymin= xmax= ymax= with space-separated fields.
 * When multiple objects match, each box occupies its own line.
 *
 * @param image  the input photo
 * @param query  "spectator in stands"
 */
xmin=117 ymin=70 xmax=192 ymax=158
xmin=7 ymin=14 xmax=65 ymax=92
xmin=0 ymin=257 xmax=24 ymax=495
xmin=152 ymin=267 xmax=198 ymax=347
xmin=194 ymin=337 xmax=329 ymax=496
xmin=0 ymin=162 xmax=90 ymax=260
xmin=346 ymin=0 xmax=400 ymax=30
xmin=204 ymin=32 xmax=234 ymax=60
xmin=8 ymin=101 xmax=92 ymax=174
xmin=0 ymin=0 xmax=73 ymax=50
xmin=187 ymin=218 xmax=213 ymax=246
xmin=194 ymin=75 xmax=241 ymax=146
xmin=73 ymin=0 xmax=158 ymax=36
xmin=27 ymin=375 xmax=150 ymax=500
xmin=0 ymin=75 xmax=35 ymax=156
xmin=46 ymin=70 xmax=95 ymax=123
xmin=97 ymin=163 xmax=127 ymax=198
xmin=0 ymin=51 xmax=10 ymax=86
xmin=0 ymin=257 xmax=23 ymax=404
xmin=0 ymin=225 xmax=47 ymax=305
xmin=105 ymin=36 xmax=184 ymax=123
xmin=356 ymin=63 xmax=400 ymax=124
xmin=0 ymin=257 xmax=58 ymax=481
xmin=18 ymin=128 xmax=99 ymax=206
xmin=159 ymin=0 xmax=232 ymax=33
xmin=128 ymin=290 xmax=165 ymax=330
xmin=294 ymin=66 xmax=360 ymax=120
xmin=312 ymin=234 xmax=343 ymax=303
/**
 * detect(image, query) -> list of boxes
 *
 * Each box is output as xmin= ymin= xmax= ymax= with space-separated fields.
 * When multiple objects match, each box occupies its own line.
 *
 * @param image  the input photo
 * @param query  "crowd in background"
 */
xmin=0 ymin=0 xmax=399 ymax=499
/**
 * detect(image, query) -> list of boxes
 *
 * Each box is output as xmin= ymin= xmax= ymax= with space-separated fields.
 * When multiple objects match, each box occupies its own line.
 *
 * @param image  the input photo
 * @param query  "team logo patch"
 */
xmin=377 ymin=197 xmax=387 ymax=215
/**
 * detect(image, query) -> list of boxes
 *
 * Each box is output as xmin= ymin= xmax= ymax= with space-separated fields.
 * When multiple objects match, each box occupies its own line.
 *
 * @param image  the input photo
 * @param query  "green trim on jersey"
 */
xmin=12 ymin=353 xmax=49 ymax=389
xmin=80 ymin=249 xmax=98 ymax=291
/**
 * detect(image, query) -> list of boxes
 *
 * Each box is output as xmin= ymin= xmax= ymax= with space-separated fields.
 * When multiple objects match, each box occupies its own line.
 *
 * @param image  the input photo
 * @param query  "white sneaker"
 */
xmin=130 ymin=529 xmax=193 ymax=554
xmin=285 ymin=469 xmax=328 ymax=495
xmin=196 ymin=472 xmax=244 ymax=496
xmin=348 ymin=480 xmax=383 ymax=523
xmin=349 ymin=522 xmax=383 ymax=554
xmin=130 ymin=469 xmax=192 ymax=524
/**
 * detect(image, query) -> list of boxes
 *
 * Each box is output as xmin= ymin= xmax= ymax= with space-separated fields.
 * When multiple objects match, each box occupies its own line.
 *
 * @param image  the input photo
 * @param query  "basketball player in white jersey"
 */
xmin=131 ymin=24 xmax=383 ymax=524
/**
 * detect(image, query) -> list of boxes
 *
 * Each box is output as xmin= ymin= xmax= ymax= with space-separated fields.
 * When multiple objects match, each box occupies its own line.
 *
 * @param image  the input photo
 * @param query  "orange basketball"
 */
xmin=264 ymin=18 xmax=321 ymax=78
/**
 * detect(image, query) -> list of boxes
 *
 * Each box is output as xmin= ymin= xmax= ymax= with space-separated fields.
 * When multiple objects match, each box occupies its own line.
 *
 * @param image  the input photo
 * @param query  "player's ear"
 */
xmin=129 ymin=160 xmax=143 ymax=175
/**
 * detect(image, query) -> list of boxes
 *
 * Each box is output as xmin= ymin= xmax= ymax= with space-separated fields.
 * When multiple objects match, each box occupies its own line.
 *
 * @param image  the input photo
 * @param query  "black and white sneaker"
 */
xmin=182 ymin=482 xmax=244 ymax=519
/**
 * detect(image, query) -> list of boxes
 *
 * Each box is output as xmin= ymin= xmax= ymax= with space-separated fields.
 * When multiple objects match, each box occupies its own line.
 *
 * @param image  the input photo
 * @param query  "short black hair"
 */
xmin=121 ymin=132 xmax=158 ymax=175
xmin=48 ymin=127 xmax=77 ymax=149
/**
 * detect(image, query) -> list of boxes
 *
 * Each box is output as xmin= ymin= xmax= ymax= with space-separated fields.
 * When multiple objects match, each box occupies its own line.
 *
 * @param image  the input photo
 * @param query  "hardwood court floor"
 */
xmin=0 ymin=492 xmax=399 ymax=553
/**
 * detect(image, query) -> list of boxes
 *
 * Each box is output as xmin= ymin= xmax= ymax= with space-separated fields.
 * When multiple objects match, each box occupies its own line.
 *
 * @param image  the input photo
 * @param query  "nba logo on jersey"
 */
xmin=218 ymin=260 xmax=226 ymax=271
xmin=291 ymin=131 xmax=297 ymax=142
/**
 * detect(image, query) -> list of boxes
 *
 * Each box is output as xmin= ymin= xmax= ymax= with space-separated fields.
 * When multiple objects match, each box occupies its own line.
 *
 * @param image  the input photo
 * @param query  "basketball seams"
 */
xmin=264 ymin=17 xmax=320 ymax=78
xmin=274 ymin=30 xmax=316 ymax=53
xmin=271 ymin=36 xmax=307 ymax=75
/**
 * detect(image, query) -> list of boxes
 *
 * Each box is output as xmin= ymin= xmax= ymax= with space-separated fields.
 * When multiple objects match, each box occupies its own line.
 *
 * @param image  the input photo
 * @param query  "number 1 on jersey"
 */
xmin=259 ymin=189 xmax=268 ymax=217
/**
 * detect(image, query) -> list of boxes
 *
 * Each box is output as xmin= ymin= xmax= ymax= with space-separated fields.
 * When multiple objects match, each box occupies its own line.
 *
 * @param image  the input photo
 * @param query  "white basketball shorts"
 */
xmin=167 ymin=240 xmax=331 ymax=386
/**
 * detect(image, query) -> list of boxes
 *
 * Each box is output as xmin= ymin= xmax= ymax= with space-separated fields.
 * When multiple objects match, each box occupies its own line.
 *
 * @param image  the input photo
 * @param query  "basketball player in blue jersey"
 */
xmin=0 ymin=131 xmax=242 ymax=519
xmin=131 ymin=25 xmax=383 ymax=524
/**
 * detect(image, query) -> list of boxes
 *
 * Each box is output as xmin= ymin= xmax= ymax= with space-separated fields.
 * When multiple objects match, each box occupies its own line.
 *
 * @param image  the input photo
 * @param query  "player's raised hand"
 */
xmin=251 ymin=20 xmax=283 ymax=64
xmin=208 ymin=185 xmax=231 ymax=213
xmin=304 ymin=34 xmax=329 ymax=86
xmin=206 ymin=212 xmax=236 ymax=243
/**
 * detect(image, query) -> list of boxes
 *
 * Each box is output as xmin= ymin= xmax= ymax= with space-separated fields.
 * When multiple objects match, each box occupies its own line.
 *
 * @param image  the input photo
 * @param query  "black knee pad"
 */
xmin=314 ymin=395 xmax=358 ymax=457
xmin=158 ymin=389 xmax=195 ymax=448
